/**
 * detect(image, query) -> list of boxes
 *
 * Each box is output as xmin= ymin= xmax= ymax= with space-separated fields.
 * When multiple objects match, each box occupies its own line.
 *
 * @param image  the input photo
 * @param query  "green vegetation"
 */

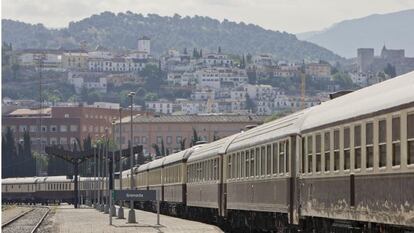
xmin=2 ymin=12 xmax=343 ymax=62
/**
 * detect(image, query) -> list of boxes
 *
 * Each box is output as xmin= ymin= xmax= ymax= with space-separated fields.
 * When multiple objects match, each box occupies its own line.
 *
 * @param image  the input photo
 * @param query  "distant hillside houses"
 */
xmin=13 ymin=36 xmax=154 ymax=73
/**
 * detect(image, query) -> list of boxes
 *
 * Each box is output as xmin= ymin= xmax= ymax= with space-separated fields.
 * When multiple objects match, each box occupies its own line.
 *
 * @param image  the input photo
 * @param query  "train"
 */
xmin=2 ymin=71 xmax=414 ymax=232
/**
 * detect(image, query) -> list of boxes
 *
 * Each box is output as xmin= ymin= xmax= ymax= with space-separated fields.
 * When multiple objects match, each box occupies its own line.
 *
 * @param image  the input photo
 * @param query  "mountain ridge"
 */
xmin=2 ymin=11 xmax=342 ymax=62
xmin=297 ymin=9 xmax=414 ymax=58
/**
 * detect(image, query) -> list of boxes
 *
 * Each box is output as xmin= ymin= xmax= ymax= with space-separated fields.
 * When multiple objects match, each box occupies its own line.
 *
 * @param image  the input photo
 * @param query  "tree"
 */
xmin=160 ymin=138 xmax=166 ymax=157
xmin=245 ymin=93 xmax=256 ymax=113
xmin=218 ymin=46 xmax=222 ymax=53
xmin=199 ymin=49 xmax=203 ymax=58
xmin=183 ymin=47 xmax=188 ymax=55
xmin=192 ymin=48 xmax=199 ymax=58
xmin=191 ymin=128 xmax=201 ymax=146
xmin=140 ymin=64 xmax=165 ymax=90
xmin=384 ymin=63 xmax=396 ymax=78
xmin=213 ymin=132 xmax=220 ymax=141
xmin=152 ymin=143 xmax=161 ymax=157
xmin=179 ymin=138 xmax=186 ymax=151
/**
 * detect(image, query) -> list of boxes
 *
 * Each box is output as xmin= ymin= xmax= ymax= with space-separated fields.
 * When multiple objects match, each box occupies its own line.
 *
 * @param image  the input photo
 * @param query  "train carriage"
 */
xmin=223 ymin=110 xmax=310 ymax=230
xmin=298 ymin=71 xmax=414 ymax=231
xmin=186 ymin=134 xmax=240 ymax=222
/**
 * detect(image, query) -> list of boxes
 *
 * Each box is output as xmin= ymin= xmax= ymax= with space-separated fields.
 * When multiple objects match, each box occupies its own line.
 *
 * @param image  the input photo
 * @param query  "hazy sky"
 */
xmin=2 ymin=0 xmax=414 ymax=33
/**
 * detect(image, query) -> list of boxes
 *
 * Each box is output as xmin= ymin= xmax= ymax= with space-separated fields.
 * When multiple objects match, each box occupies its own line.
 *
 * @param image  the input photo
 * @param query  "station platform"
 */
xmin=47 ymin=204 xmax=223 ymax=233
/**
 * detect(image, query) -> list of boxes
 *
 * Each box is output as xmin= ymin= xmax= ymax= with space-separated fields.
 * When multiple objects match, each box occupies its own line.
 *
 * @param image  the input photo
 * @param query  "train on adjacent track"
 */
xmin=3 ymin=71 xmax=414 ymax=232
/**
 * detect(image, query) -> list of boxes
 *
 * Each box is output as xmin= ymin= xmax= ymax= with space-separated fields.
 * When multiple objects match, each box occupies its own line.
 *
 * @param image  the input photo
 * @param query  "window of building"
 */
xmin=407 ymin=113 xmax=414 ymax=165
xmin=166 ymin=136 xmax=172 ymax=144
xmin=157 ymin=136 xmax=163 ymax=144
xmin=19 ymin=125 xmax=28 ymax=132
xmin=142 ymin=136 xmax=147 ymax=144
xmin=354 ymin=125 xmax=362 ymax=169
xmin=60 ymin=125 xmax=67 ymax=132
xmin=60 ymin=137 xmax=67 ymax=145
xmin=134 ymin=136 xmax=140 ymax=144
xmin=70 ymin=125 xmax=78 ymax=132
xmin=315 ymin=134 xmax=321 ymax=172
xmin=344 ymin=127 xmax=351 ymax=170
xmin=176 ymin=136 xmax=182 ymax=144
xmin=30 ymin=125 xmax=37 ymax=132
xmin=41 ymin=125 xmax=48 ymax=132
xmin=324 ymin=132 xmax=331 ymax=172
xmin=392 ymin=117 xmax=401 ymax=166
xmin=50 ymin=138 xmax=58 ymax=145
xmin=64 ymin=114 xmax=69 ymax=118
xmin=307 ymin=135 xmax=313 ymax=173
xmin=334 ymin=129 xmax=340 ymax=171
xmin=366 ymin=122 xmax=374 ymax=168
xmin=378 ymin=119 xmax=387 ymax=168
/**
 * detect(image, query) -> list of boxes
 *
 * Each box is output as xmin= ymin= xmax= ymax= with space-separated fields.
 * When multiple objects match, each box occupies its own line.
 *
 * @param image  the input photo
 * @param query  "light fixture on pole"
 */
xmin=104 ymin=127 xmax=110 ymax=214
xmin=118 ymin=107 xmax=125 ymax=219
xmin=127 ymin=91 xmax=136 ymax=223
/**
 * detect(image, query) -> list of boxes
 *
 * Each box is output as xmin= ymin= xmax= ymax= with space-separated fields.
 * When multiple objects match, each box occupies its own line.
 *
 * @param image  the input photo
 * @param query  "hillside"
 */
xmin=2 ymin=11 xmax=342 ymax=62
xmin=297 ymin=9 xmax=414 ymax=58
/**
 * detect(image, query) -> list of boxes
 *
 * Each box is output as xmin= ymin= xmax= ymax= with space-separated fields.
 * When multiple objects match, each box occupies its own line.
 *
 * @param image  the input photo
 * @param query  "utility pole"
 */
xmin=127 ymin=91 xmax=136 ymax=223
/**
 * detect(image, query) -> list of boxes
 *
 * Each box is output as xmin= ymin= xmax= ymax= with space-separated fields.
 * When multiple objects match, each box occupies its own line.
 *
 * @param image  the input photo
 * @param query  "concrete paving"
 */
xmin=48 ymin=204 xmax=223 ymax=233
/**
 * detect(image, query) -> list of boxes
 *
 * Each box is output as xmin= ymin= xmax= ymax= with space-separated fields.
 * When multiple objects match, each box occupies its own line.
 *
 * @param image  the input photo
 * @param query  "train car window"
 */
xmin=266 ymin=145 xmax=272 ymax=175
xmin=366 ymin=122 xmax=374 ymax=168
xmin=334 ymin=129 xmax=340 ymax=171
xmin=273 ymin=143 xmax=278 ymax=174
xmin=233 ymin=153 xmax=237 ymax=179
xmin=279 ymin=141 xmax=285 ymax=174
xmin=237 ymin=152 xmax=241 ymax=178
xmin=250 ymin=149 xmax=255 ymax=177
xmin=307 ymin=135 xmax=313 ymax=173
xmin=256 ymin=148 xmax=260 ymax=176
xmin=245 ymin=150 xmax=250 ymax=177
xmin=354 ymin=125 xmax=362 ymax=169
xmin=301 ymin=137 xmax=305 ymax=173
xmin=324 ymin=132 xmax=331 ymax=172
xmin=378 ymin=119 xmax=387 ymax=168
xmin=261 ymin=147 xmax=265 ymax=176
xmin=344 ymin=127 xmax=351 ymax=170
xmin=392 ymin=117 xmax=401 ymax=166
xmin=408 ymin=113 xmax=414 ymax=165
xmin=241 ymin=152 xmax=245 ymax=178
xmin=214 ymin=158 xmax=218 ymax=180
xmin=316 ymin=134 xmax=321 ymax=172
xmin=228 ymin=154 xmax=232 ymax=179
xmin=286 ymin=140 xmax=290 ymax=173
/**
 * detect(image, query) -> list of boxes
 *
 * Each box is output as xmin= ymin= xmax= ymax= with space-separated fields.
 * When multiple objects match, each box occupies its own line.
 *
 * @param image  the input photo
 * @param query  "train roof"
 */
xmin=162 ymin=146 xmax=202 ymax=166
xmin=187 ymin=133 xmax=241 ymax=163
xmin=301 ymin=71 xmax=414 ymax=132
xmin=226 ymin=110 xmax=309 ymax=153
xmin=2 ymin=176 xmax=71 ymax=184
xmin=147 ymin=157 xmax=166 ymax=170
xmin=137 ymin=163 xmax=150 ymax=173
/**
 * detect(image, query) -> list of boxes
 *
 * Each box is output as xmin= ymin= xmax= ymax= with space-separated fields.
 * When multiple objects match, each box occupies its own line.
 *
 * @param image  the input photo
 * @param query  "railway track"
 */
xmin=2 ymin=207 xmax=50 ymax=233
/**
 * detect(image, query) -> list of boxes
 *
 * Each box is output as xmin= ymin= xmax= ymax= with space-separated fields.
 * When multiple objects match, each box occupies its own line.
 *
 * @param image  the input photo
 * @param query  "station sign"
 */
xmin=112 ymin=190 xmax=156 ymax=201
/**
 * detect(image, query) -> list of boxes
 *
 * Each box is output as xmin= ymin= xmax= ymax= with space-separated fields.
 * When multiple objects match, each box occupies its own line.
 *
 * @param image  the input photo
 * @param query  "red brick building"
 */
xmin=2 ymin=104 xmax=144 ymax=152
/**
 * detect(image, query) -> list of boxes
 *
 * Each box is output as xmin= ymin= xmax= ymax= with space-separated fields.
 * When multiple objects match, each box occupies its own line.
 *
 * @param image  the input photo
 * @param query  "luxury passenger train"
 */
xmin=3 ymin=71 xmax=414 ymax=232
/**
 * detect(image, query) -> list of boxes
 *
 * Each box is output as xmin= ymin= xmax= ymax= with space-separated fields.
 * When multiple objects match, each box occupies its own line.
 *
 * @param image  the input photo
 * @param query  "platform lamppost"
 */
xmin=93 ymin=144 xmax=97 ymax=208
xmin=104 ymin=127 xmax=109 ymax=214
xmin=110 ymin=119 xmax=117 ymax=217
xmin=118 ymin=107 xmax=125 ymax=219
xmin=127 ymin=91 xmax=136 ymax=223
